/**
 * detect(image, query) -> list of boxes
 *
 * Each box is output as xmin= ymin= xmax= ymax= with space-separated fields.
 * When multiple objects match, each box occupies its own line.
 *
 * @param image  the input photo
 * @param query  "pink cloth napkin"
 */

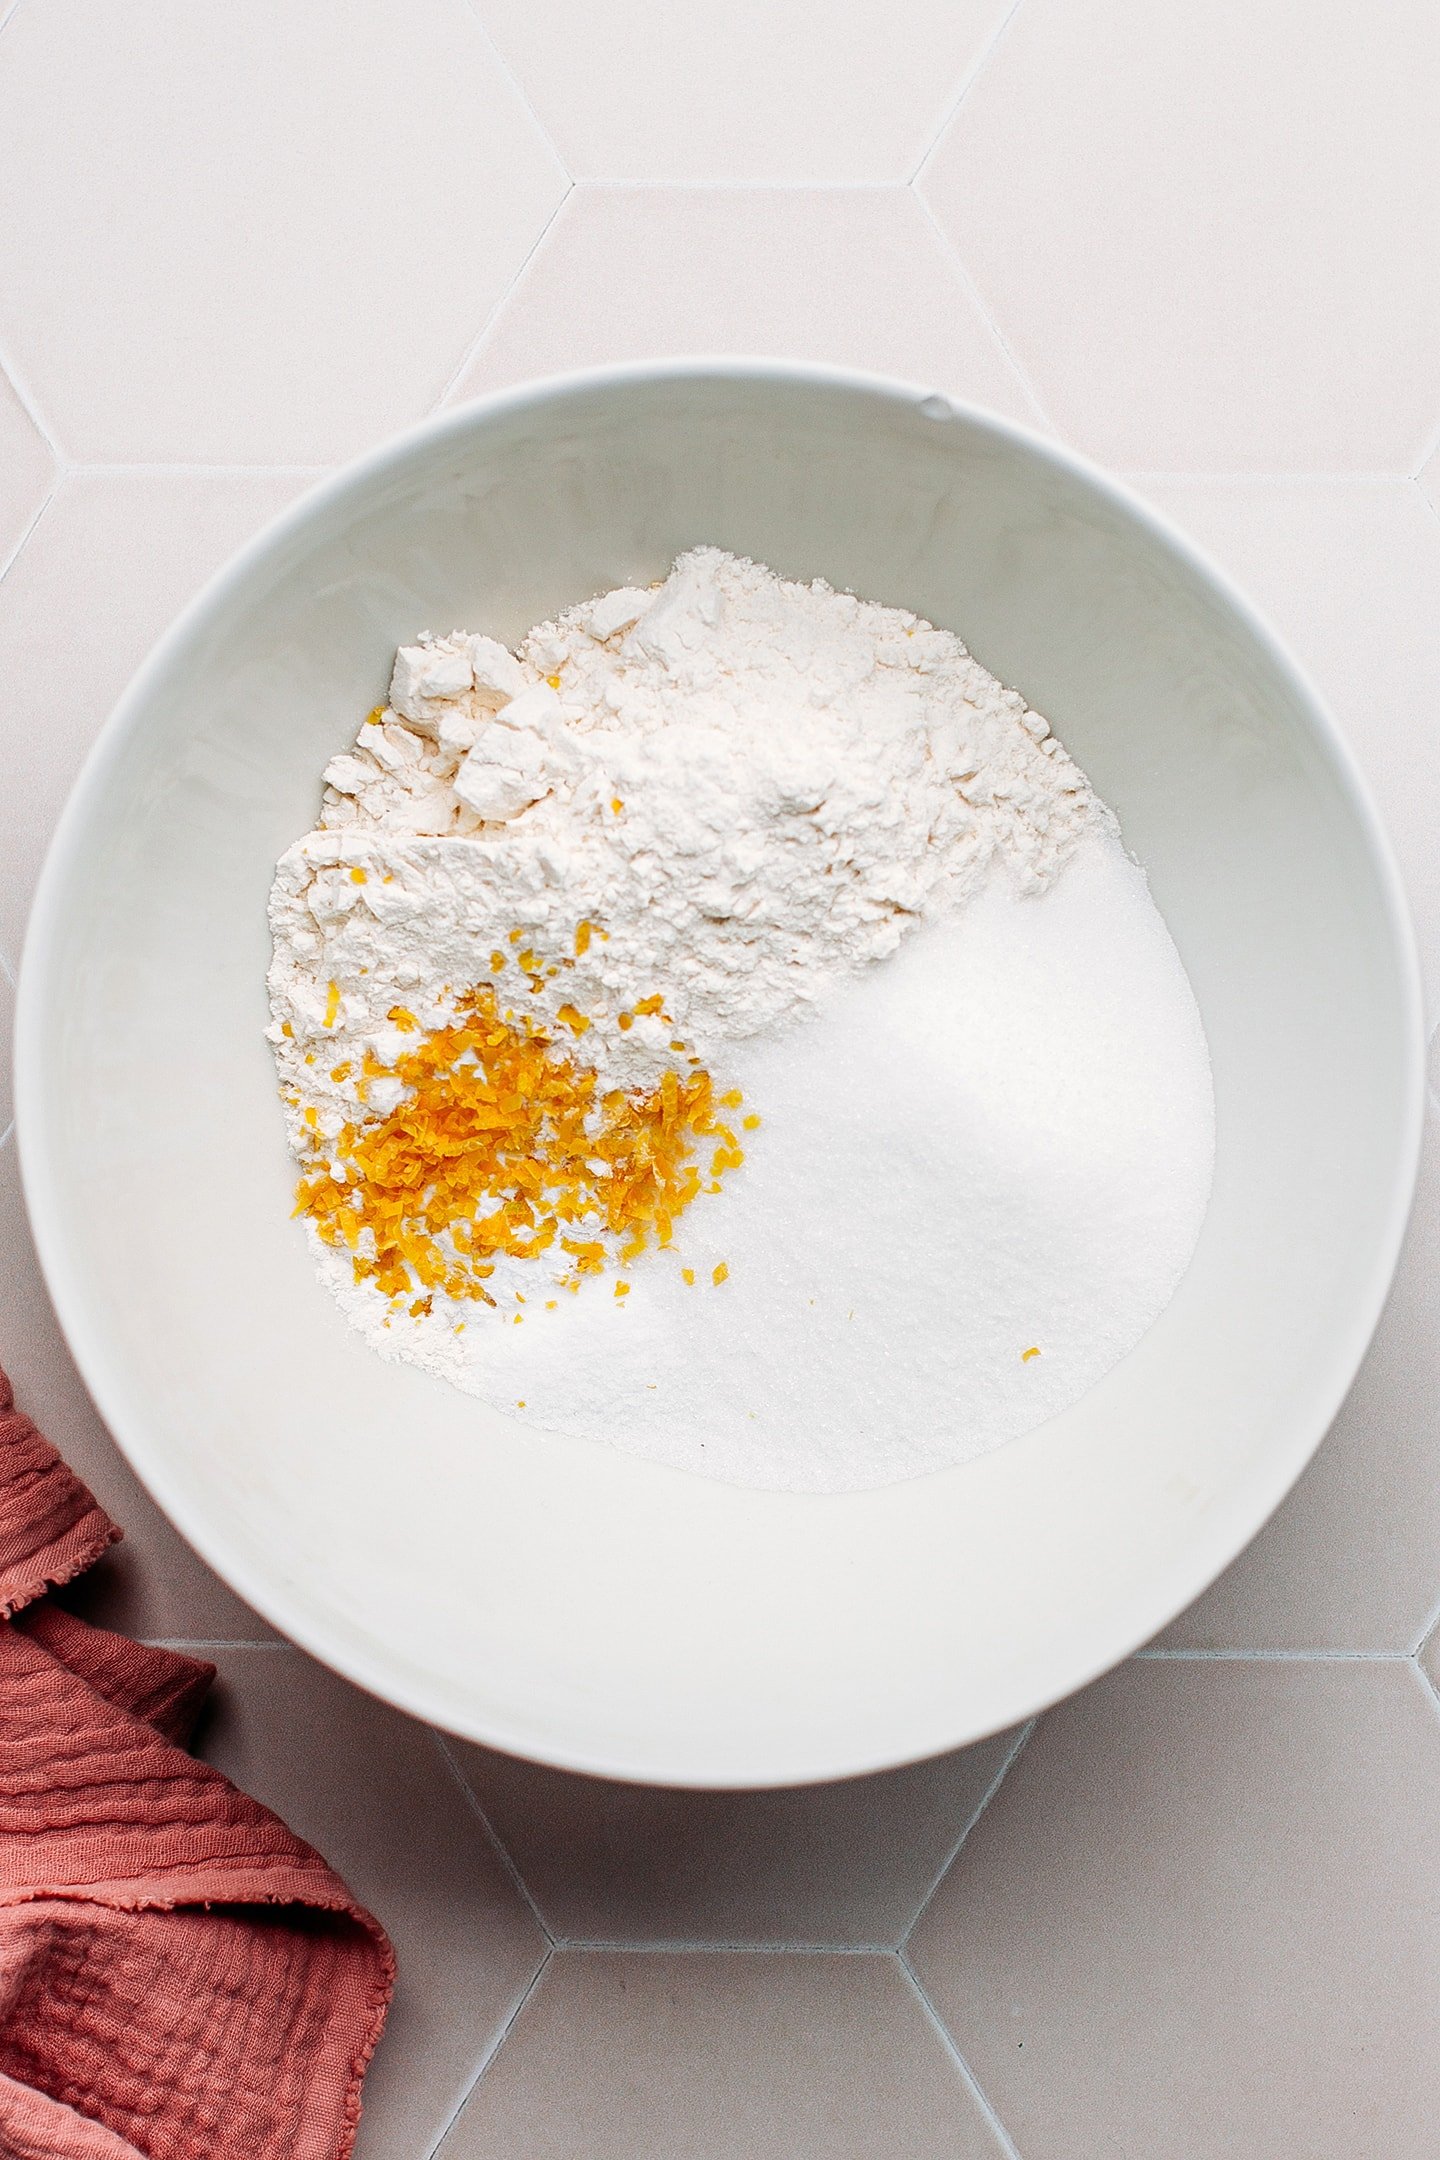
xmin=0 ymin=1366 xmax=394 ymax=2159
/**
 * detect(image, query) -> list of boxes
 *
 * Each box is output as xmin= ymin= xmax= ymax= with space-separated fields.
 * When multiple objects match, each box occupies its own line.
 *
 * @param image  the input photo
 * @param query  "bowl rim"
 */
xmin=14 ymin=357 xmax=1427 ymax=1784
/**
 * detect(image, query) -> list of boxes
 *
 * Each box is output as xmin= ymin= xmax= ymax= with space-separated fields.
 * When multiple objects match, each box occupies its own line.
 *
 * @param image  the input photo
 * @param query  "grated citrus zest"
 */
xmin=295 ymin=978 xmax=744 ymax=1313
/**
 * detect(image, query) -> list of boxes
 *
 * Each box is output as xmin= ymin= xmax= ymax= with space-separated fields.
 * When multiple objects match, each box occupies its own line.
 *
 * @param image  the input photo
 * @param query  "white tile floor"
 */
xmin=2 ymin=3 xmax=1439 ymax=2154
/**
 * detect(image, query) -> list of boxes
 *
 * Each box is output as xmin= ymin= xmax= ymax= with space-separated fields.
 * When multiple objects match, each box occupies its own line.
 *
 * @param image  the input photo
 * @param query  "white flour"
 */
xmin=269 ymin=547 xmax=1110 ymax=1106
xmin=268 ymin=549 xmax=1214 ymax=1491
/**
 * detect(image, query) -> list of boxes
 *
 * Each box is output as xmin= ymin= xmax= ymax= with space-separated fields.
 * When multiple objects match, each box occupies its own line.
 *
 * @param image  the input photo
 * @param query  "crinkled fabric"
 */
xmin=0 ymin=1367 xmax=393 ymax=2160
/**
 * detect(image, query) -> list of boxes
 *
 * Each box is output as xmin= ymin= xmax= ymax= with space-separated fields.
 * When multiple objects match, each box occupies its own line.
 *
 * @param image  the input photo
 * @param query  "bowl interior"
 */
xmin=17 ymin=367 xmax=1421 ymax=1785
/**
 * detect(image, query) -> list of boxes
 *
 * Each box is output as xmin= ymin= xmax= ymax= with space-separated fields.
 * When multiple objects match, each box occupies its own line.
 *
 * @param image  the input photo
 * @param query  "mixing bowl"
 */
xmin=15 ymin=362 xmax=1423 ymax=1786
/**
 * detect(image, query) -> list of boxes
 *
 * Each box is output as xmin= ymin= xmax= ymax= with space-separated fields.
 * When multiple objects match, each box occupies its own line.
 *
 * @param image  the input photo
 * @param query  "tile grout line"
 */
xmin=0 ymin=333 xmax=64 ymax=464
xmin=1134 ymin=1647 xmax=1412 ymax=1662
xmin=457 ymin=0 xmax=572 ymax=184
xmin=899 ymin=1717 xmax=1036 ymax=1950
xmin=1411 ymin=415 xmax=1440 ymax=481
xmin=0 ymin=480 xmax=57 ymax=592
xmin=906 ymin=0 xmax=1030 ymax=187
xmin=143 ymin=1637 xmax=288 ymax=1651
xmin=908 ymin=186 xmax=1054 ymax=434
xmin=1412 ymin=1656 xmax=1440 ymax=1720
xmin=1411 ymin=472 xmax=1440 ymax=541
xmin=429 ymin=1729 xmax=556 ymax=1945
xmin=425 ymin=1944 xmax=553 ymax=2160
xmin=433 ymin=182 xmax=575 ymax=409
xmin=1408 ymin=1593 xmax=1440 ymax=1660
xmin=898 ymin=1950 xmax=1024 ymax=2160
xmin=552 ymin=1938 xmax=894 ymax=1956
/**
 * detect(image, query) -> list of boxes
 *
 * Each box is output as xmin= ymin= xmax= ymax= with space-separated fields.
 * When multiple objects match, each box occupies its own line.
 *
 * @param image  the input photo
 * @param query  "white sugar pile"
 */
xmin=419 ymin=830 xmax=1212 ymax=1490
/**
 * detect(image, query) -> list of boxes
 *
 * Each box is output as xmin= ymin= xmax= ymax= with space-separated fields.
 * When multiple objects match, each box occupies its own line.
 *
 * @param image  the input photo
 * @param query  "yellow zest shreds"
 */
xmin=633 ymin=995 xmax=664 ymax=1018
xmin=555 ymin=1004 xmax=591 ymax=1036
xmin=742 ymin=1114 xmax=761 ymax=1131
xmin=575 ymin=920 xmax=593 ymax=956
xmin=324 ymin=980 xmax=341 ymax=1027
xmin=388 ymin=1006 xmax=418 ymax=1032
xmin=712 ymin=1261 xmax=729 ymax=1286
xmin=1021 ymin=1345 xmax=1041 ymax=1362
xmin=350 ymin=867 xmax=367 ymax=885
xmin=681 ymin=1267 xmax=695 ymax=1287
xmin=490 ymin=950 xmax=506 ymax=971
xmin=294 ymin=984 xmax=745 ymax=1311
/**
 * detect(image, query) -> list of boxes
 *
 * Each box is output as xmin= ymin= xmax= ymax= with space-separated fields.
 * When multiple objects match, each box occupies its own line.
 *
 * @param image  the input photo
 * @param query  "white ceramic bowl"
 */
xmin=16 ymin=363 xmax=1423 ymax=1787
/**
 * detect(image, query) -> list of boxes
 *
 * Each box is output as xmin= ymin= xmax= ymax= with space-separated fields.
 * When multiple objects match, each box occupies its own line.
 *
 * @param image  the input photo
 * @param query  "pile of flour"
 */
xmin=269 ymin=547 xmax=1110 ymax=1117
xmin=269 ymin=549 xmax=1214 ymax=1492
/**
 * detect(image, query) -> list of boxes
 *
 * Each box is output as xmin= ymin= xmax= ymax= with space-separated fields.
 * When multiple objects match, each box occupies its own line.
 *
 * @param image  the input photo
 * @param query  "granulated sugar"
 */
xmin=385 ymin=831 xmax=1213 ymax=1490
xmin=269 ymin=549 xmax=1215 ymax=1492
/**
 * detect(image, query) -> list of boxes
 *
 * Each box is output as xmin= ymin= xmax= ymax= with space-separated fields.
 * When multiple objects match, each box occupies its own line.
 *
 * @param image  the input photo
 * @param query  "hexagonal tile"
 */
xmin=199 ymin=1648 xmax=547 ymax=2160
xmin=0 ymin=364 xmax=54 ymax=569
xmin=450 ymin=187 xmax=1040 ymax=422
xmin=439 ymin=1950 xmax=1008 ymax=2159
xmin=0 ymin=0 xmax=566 ymax=462
xmin=474 ymin=0 xmax=1014 ymax=182
xmin=1136 ymin=478 xmax=1440 ymax=1025
xmin=451 ymin=1725 xmax=1024 ymax=1947
xmin=0 ymin=470 xmax=310 ymax=961
xmin=1158 ymin=1099 xmax=1440 ymax=1652
xmin=920 ymin=0 xmax=1440 ymax=469
xmin=909 ymin=1659 xmax=1440 ymax=2160
xmin=0 ymin=1132 xmax=272 ymax=1641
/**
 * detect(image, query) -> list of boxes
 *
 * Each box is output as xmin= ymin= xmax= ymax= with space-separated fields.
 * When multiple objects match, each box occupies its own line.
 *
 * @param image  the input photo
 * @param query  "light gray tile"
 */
xmin=910 ymin=1658 xmax=1440 ymax=2160
xmin=451 ymin=1727 xmax=1022 ymax=1947
xmin=0 ymin=0 xmax=565 ymax=461
xmin=441 ymin=1950 xmax=1006 ymax=2159
xmin=921 ymin=0 xmax=1440 ymax=469
xmin=452 ymin=186 xmax=1039 ymax=423
xmin=474 ymin=0 xmax=1014 ymax=183
xmin=200 ymin=1648 xmax=547 ymax=2160
xmin=0 ymin=1132 xmax=273 ymax=1641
